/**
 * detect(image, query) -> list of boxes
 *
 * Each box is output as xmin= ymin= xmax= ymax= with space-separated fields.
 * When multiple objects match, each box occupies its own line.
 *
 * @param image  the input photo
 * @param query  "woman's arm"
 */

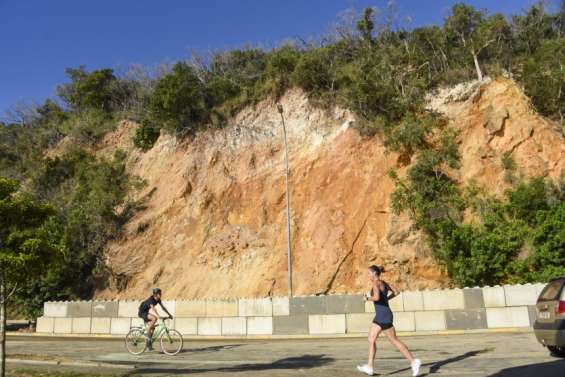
xmin=365 ymin=281 xmax=381 ymax=302
xmin=159 ymin=302 xmax=173 ymax=318
xmin=387 ymin=283 xmax=400 ymax=300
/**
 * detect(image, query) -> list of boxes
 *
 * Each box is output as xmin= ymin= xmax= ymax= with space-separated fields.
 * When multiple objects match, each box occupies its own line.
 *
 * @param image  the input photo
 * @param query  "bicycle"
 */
xmin=125 ymin=317 xmax=183 ymax=355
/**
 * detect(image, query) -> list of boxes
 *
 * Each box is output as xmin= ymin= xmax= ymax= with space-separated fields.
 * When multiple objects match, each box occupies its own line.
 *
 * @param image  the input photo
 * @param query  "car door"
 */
xmin=536 ymin=279 xmax=565 ymax=324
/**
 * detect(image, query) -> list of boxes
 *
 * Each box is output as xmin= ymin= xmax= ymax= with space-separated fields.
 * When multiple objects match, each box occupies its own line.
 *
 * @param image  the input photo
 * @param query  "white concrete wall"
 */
xmin=37 ymin=282 xmax=544 ymax=337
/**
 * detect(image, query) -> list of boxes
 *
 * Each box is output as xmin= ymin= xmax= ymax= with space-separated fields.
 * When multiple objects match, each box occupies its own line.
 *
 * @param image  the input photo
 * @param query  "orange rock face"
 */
xmin=93 ymin=79 xmax=564 ymax=299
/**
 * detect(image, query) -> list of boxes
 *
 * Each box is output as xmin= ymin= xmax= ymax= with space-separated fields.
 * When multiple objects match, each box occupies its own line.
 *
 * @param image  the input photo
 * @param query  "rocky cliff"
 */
xmin=92 ymin=78 xmax=564 ymax=299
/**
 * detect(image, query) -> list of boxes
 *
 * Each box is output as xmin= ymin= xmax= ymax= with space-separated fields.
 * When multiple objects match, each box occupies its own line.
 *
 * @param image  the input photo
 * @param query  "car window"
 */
xmin=539 ymin=280 xmax=564 ymax=301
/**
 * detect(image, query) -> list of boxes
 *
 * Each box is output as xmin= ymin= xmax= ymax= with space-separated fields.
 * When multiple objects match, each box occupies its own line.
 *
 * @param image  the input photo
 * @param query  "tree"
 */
xmin=148 ymin=62 xmax=208 ymax=134
xmin=57 ymin=66 xmax=119 ymax=113
xmin=445 ymin=4 xmax=508 ymax=81
xmin=523 ymin=38 xmax=565 ymax=122
xmin=357 ymin=7 xmax=376 ymax=45
xmin=0 ymin=177 xmax=60 ymax=377
xmin=512 ymin=1 xmax=556 ymax=55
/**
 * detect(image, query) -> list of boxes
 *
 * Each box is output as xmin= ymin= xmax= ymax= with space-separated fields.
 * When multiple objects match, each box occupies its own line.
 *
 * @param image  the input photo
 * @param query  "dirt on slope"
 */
xmin=93 ymin=78 xmax=564 ymax=299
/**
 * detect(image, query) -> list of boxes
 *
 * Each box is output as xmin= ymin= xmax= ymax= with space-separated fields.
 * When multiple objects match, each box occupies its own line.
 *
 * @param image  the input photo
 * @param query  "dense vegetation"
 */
xmin=1 ymin=2 xmax=564 ymax=317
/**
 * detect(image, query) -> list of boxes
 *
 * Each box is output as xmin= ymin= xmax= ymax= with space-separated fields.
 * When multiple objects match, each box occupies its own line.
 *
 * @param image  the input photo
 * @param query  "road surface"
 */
xmin=6 ymin=332 xmax=565 ymax=376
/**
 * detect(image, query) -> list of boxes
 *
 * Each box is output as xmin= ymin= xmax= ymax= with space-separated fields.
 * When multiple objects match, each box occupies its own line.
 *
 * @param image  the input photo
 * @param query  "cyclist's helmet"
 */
xmin=153 ymin=288 xmax=162 ymax=295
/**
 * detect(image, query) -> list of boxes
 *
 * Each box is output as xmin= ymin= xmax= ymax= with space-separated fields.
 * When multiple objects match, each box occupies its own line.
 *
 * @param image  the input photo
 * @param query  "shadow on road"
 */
xmin=126 ymin=354 xmax=334 ymax=375
xmin=388 ymin=348 xmax=493 ymax=375
xmin=178 ymin=344 xmax=243 ymax=354
xmin=488 ymin=358 xmax=565 ymax=377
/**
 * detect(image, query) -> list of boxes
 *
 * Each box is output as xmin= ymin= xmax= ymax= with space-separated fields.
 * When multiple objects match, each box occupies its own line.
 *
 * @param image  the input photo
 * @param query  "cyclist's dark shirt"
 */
xmin=139 ymin=296 xmax=162 ymax=315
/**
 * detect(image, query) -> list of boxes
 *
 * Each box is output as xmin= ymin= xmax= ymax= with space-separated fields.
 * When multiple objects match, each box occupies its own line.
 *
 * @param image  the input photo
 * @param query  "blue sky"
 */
xmin=0 ymin=0 xmax=551 ymax=115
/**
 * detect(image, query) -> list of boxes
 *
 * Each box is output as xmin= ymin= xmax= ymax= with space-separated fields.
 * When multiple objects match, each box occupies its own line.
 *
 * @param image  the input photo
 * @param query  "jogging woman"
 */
xmin=357 ymin=265 xmax=421 ymax=376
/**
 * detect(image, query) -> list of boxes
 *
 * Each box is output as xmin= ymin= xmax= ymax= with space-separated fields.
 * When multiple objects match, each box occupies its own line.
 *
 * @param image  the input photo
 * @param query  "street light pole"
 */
xmin=277 ymin=104 xmax=293 ymax=297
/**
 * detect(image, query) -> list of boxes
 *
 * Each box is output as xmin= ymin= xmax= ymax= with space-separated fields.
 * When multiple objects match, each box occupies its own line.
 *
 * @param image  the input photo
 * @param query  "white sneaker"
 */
xmin=411 ymin=358 xmax=421 ymax=376
xmin=356 ymin=364 xmax=374 ymax=376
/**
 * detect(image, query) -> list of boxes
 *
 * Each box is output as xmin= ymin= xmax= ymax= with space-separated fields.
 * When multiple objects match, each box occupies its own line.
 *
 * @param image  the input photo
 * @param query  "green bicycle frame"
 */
xmin=144 ymin=319 xmax=172 ymax=341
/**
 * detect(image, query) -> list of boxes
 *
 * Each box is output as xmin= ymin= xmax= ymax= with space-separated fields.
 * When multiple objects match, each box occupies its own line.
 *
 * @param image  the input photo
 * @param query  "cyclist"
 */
xmin=138 ymin=288 xmax=173 ymax=350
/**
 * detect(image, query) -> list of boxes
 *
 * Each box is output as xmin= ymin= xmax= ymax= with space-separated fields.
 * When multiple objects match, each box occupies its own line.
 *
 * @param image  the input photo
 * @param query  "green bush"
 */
xmin=148 ymin=62 xmax=208 ymax=134
xmin=210 ymin=48 xmax=267 ymax=88
xmin=14 ymin=148 xmax=142 ymax=316
xmin=57 ymin=67 xmax=122 ymax=114
xmin=393 ymin=171 xmax=565 ymax=286
xmin=293 ymin=47 xmax=336 ymax=98
xmin=60 ymin=109 xmax=116 ymax=142
xmin=133 ymin=120 xmax=160 ymax=151
xmin=262 ymin=45 xmax=301 ymax=98
xmin=384 ymin=112 xmax=446 ymax=155
xmin=523 ymin=38 xmax=565 ymax=122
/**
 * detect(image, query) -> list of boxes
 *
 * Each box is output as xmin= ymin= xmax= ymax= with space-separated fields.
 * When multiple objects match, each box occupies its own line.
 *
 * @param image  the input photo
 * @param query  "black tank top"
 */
xmin=373 ymin=282 xmax=394 ymax=324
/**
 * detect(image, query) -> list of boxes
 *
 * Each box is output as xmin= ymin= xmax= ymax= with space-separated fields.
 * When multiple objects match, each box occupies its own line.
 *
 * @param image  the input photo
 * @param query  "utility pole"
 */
xmin=277 ymin=104 xmax=293 ymax=297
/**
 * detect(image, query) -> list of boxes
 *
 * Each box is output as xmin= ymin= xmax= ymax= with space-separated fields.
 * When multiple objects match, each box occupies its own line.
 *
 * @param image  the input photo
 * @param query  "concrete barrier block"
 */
xmin=222 ymin=317 xmax=247 ymax=336
xmin=118 ymin=301 xmax=141 ymax=318
xmin=36 ymin=317 xmax=55 ymax=333
xmin=504 ymin=284 xmax=538 ymax=306
xmin=423 ymin=289 xmax=464 ymax=311
xmin=176 ymin=300 xmax=206 ymax=317
xmin=44 ymin=302 xmax=68 ymax=317
xmin=394 ymin=312 xmax=416 ymax=332
xmin=486 ymin=307 xmax=530 ymax=328
xmin=72 ymin=318 xmax=91 ymax=334
xmin=67 ymin=302 xmax=92 ymax=318
xmin=155 ymin=300 xmax=176 ymax=317
xmin=482 ymin=286 xmax=506 ymax=307
xmin=534 ymin=283 xmax=546 ymax=299
xmin=131 ymin=317 xmax=144 ymax=328
xmin=389 ymin=293 xmax=404 ymax=312
xmin=273 ymin=297 xmax=289 ymax=316
xmin=91 ymin=301 xmax=118 ymax=318
xmin=326 ymin=295 xmax=365 ymax=314
xmin=346 ymin=313 xmax=374 ymax=333
xmin=53 ymin=318 xmax=72 ymax=334
xmin=198 ymin=318 xmax=222 ymax=335
xmin=415 ymin=311 xmax=446 ymax=331
xmin=247 ymin=317 xmax=273 ymax=335
xmin=290 ymin=296 xmax=327 ymax=315
xmin=403 ymin=291 xmax=424 ymax=311
xmin=175 ymin=318 xmax=197 ymax=335
xmin=446 ymin=309 xmax=487 ymax=330
xmin=309 ymin=314 xmax=346 ymax=335
xmin=463 ymin=289 xmax=485 ymax=309
xmin=365 ymin=300 xmax=374 ymax=313
xmin=91 ymin=318 xmax=111 ymax=334
xmin=206 ymin=299 xmax=238 ymax=317
xmin=238 ymin=298 xmax=273 ymax=317
xmin=273 ymin=315 xmax=309 ymax=335
xmin=110 ymin=318 xmax=131 ymax=335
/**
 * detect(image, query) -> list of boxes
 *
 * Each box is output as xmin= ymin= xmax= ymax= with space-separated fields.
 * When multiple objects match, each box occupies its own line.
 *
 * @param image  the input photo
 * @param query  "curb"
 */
xmin=7 ymin=358 xmax=135 ymax=370
xmin=8 ymin=327 xmax=532 ymax=341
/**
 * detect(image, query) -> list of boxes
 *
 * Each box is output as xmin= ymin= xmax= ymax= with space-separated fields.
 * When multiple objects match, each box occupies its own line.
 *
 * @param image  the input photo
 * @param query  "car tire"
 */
xmin=548 ymin=346 xmax=565 ymax=358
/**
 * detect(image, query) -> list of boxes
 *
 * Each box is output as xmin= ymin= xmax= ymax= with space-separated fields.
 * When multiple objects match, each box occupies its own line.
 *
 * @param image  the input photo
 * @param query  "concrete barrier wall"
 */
xmin=36 ymin=283 xmax=545 ymax=337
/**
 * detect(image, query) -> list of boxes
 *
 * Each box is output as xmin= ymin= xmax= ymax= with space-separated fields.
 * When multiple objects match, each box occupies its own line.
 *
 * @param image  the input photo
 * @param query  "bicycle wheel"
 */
xmin=160 ymin=329 xmax=183 ymax=355
xmin=125 ymin=328 xmax=147 ymax=355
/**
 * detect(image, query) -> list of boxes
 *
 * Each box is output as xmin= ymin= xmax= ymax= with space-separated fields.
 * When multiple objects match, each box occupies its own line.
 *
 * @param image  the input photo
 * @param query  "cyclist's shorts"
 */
xmin=139 ymin=312 xmax=150 ymax=323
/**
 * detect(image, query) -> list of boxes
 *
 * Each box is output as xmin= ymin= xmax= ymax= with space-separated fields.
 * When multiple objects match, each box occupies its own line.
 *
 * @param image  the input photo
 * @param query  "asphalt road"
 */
xmin=6 ymin=332 xmax=565 ymax=376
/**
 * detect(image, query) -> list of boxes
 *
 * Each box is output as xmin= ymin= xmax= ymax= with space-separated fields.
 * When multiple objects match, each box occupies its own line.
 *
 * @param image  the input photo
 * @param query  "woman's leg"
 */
xmin=147 ymin=314 xmax=158 ymax=338
xmin=367 ymin=323 xmax=382 ymax=369
xmin=383 ymin=326 xmax=415 ymax=363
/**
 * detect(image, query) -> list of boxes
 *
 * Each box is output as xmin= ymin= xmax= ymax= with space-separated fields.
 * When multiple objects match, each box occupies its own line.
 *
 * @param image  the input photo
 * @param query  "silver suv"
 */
xmin=534 ymin=277 xmax=565 ymax=357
